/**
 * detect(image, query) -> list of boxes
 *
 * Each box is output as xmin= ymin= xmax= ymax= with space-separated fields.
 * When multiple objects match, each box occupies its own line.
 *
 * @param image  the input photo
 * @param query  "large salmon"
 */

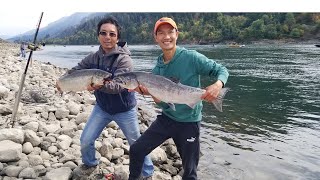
xmin=112 ymin=71 xmax=229 ymax=112
xmin=57 ymin=69 xmax=112 ymax=92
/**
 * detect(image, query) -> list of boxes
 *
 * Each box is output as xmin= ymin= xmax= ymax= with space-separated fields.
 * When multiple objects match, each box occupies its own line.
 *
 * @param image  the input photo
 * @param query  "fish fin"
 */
xmin=211 ymin=87 xmax=230 ymax=112
xmin=168 ymin=103 xmax=176 ymax=111
xmin=167 ymin=77 xmax=180 ymax=84
xmin=186 ymin=102 xmax=198 ymax=109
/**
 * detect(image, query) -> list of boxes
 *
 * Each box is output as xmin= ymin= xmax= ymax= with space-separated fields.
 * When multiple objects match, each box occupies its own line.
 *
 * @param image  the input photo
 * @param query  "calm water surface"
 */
xmin=33 ymin=44 xmax=320 ymax=180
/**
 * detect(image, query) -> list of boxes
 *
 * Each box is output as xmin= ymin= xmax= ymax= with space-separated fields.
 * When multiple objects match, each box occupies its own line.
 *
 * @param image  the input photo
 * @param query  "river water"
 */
xmin=33 ymin=44 xmax=320 ymax=180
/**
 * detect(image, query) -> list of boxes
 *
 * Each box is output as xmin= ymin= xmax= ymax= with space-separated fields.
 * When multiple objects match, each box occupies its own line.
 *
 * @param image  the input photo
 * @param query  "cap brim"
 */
xmin=154 ymin=22 xmax=176 ymax=34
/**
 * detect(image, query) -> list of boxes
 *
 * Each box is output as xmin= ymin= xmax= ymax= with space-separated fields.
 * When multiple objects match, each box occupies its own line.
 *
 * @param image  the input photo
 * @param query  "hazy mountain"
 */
xmin=9 ymin=12 xmax=102 ymax=42
xmin=0 ymin=35 xmax=11 ymax=40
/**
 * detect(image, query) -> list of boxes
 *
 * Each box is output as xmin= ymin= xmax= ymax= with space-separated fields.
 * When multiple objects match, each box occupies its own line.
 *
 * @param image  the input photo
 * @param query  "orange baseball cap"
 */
xmin=154 ymin=17 xmax=178 ymax=34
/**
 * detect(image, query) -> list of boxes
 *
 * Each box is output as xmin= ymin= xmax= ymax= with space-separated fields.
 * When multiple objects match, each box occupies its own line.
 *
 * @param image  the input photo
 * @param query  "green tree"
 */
xmin=284 ymin=13 xmax=296 ymax=31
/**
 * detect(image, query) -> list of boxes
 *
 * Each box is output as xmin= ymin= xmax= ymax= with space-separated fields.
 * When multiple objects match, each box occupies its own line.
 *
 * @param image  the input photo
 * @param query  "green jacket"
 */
xmin=152 ymin=46 xmax=229 ymax=122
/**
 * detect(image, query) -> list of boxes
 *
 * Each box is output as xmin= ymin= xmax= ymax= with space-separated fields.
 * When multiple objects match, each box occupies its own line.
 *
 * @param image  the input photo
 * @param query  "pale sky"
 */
xmin=0 ymin=0 xmax=319 ymax=37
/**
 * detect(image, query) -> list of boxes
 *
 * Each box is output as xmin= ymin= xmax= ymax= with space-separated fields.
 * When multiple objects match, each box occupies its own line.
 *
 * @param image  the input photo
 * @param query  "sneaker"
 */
xmin=72 ymin=164 xmax=99 ymax=180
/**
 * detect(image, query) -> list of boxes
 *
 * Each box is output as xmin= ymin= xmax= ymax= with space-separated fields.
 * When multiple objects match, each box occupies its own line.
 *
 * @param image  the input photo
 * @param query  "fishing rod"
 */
xmin=10 ymin=12 xmax=44 ymax=128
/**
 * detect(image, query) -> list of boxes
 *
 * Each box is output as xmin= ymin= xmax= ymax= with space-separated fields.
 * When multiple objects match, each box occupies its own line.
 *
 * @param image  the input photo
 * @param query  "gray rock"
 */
xmin=114 ymin=165 xmax=129 ymax=180
xmin=60 ymin=121 xmax=77 ymax=129
xmin=38 ymin=122 xmax=60 ymax=134
xmin=41 ymin=111 xmax=49 ymax=120
xmin=66 ymin=101 xmax=81 ymax=115
xmin=17 ymin=160 xmax=29 ymax=168
xmin=43 ymin=136 xmax=56 ymax=143
xmin=2 ymin=176 xmax=19 ymax=180
xmin=62 ymin=161 xmax=77 ymax=170
xmin=24 ymin=130 xmax=41 ymax=147
xmin=153 ymin=171 xmax=172 ymax=180
xmin=107 ymin=121 xmax=118 ymax=129
xmin=55 ymin=108 xmax=69 ymax=119
xmin=39 ymin=141 xmax=52 ymax=151
xmin=43 ymin=167 xmax=72 ymax=180
xmin=75 ymin=113 xmax=90 ymax=125
xmin=3 ymin=165 xmax=23 ymax=177
xmin=161 ymin=163 xmax=178 ymax=176
xmin=27 ymin=155 xmax=43 ymax=166
xmin=57 ymin=140 xmax=72 ymax=150
xmin=18 ymin=167 xmax=37 ymax=179
xmin=0 ymin=128 xmax=24 ymax=144
xmin=112 ymin=148 xmax=124 ymax=160
xmin=0 ymin=104 xmax=12 ymax=116
xmin=19 ymin=115 xmax=38 ymax=125
xmin=24 ymin=122 xmax=39 ymax=132
xmin=150 ymin=147 xmax=168 ymax=165
xmin=111 ymin=138 xmax=123 ymax=148
xmin=33 ymin=164 xmax=47 ymax=176
xmin=22 ymin=142 xmax=34 ymax=154
xmin=48 ymin=112 xmax=57 ymax=121
xmin=58 ymin=150 xmax=77 ymax=163
xmin=0 ymin=162 xmax=3 ymax=171
xmin=99 ymin=142 xmax=113 ymax=160
xmin=0 ymin=140 xmax=22 ymax=162
xmin=40 ymin=151 xmax=51 ymax=161
xmin=51 ymin=162 xmax=63 ymax=168
xmin=0 ymin=85 xmax=9 ymax=99
xmin=47 ymin=146 xmax=58 ymax=154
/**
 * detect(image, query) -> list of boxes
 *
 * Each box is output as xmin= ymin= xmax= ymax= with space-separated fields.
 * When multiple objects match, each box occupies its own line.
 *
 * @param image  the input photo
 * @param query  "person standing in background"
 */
xmin=20 ymin=42 xmax=26 ymax=59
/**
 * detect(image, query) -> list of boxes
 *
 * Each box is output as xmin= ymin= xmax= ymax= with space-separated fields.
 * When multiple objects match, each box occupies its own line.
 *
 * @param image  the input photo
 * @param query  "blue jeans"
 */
xmin=80 ymin=104 xmax=154 ymax=177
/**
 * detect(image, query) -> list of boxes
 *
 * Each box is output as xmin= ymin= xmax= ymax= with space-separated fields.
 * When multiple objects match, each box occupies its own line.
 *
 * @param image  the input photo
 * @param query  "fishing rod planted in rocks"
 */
xmin=10 ymin=12 xmax=44 ymax=127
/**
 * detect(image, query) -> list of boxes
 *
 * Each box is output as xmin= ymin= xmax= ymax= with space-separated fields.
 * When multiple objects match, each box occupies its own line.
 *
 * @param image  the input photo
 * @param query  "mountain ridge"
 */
xmin=9 ymin=12 xmax=99 ymax=42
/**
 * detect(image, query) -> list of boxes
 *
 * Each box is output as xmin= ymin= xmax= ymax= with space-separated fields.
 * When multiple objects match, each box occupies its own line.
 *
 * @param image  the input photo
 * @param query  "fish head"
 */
xmin=113 ymin=73 xmax=139 ymax=89
xmin=92 ymin=71 xmax=112 ymax=86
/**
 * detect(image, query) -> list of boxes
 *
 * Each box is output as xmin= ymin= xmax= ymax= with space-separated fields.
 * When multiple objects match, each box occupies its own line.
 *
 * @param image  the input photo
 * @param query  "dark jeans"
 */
xmin=129 ymin=114 xmax=200 ymax=180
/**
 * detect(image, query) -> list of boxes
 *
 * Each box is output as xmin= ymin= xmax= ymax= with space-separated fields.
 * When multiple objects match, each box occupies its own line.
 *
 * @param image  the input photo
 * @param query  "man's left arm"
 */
xmin=194 ymin=53 xmax=229 ymax=102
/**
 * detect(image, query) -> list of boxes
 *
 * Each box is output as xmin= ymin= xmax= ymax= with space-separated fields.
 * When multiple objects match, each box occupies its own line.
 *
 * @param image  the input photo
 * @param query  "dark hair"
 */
xmin=97 ymin=16 xmax=121 ymax=39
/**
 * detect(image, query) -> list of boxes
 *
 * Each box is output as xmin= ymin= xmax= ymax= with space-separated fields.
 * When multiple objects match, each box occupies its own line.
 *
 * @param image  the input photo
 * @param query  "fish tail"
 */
xmin=211 ymin=87 xmax=230 ymax=112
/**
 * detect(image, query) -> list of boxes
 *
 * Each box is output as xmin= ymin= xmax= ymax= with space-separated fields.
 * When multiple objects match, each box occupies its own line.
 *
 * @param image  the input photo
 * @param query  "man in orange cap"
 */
xmin=128 ymin=17 xmax=229 ymax=180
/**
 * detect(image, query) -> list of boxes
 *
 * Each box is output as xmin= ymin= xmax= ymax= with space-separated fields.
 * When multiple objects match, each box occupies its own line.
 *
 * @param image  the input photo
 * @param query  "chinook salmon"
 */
xmin=57 ymin=69 xmax=112 ymax=92
xmin=112 ymin=71 xmax=229 ymax=112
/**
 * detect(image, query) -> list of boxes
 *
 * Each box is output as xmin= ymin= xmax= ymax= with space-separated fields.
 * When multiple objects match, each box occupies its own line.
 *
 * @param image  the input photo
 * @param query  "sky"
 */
xmin=1 ymin=0 xmax=320 ymax=38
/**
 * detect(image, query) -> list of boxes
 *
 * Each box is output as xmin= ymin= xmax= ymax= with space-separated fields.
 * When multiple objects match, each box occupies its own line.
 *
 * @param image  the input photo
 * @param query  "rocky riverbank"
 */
xmin=0 ymin=41 xmax=184 ymax=180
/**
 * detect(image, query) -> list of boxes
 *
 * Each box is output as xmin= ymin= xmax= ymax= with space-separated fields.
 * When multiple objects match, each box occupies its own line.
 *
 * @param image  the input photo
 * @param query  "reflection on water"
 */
xmin=33 ymin=44 xmax=320 ymax=179
xmin=199 ymin=44 xmax=320 ymax=179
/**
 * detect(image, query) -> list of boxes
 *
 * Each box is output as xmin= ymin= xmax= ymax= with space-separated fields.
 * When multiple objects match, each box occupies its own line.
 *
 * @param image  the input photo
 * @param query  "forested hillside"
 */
xmin=43 ymin=13 xmax=320 ymax=45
